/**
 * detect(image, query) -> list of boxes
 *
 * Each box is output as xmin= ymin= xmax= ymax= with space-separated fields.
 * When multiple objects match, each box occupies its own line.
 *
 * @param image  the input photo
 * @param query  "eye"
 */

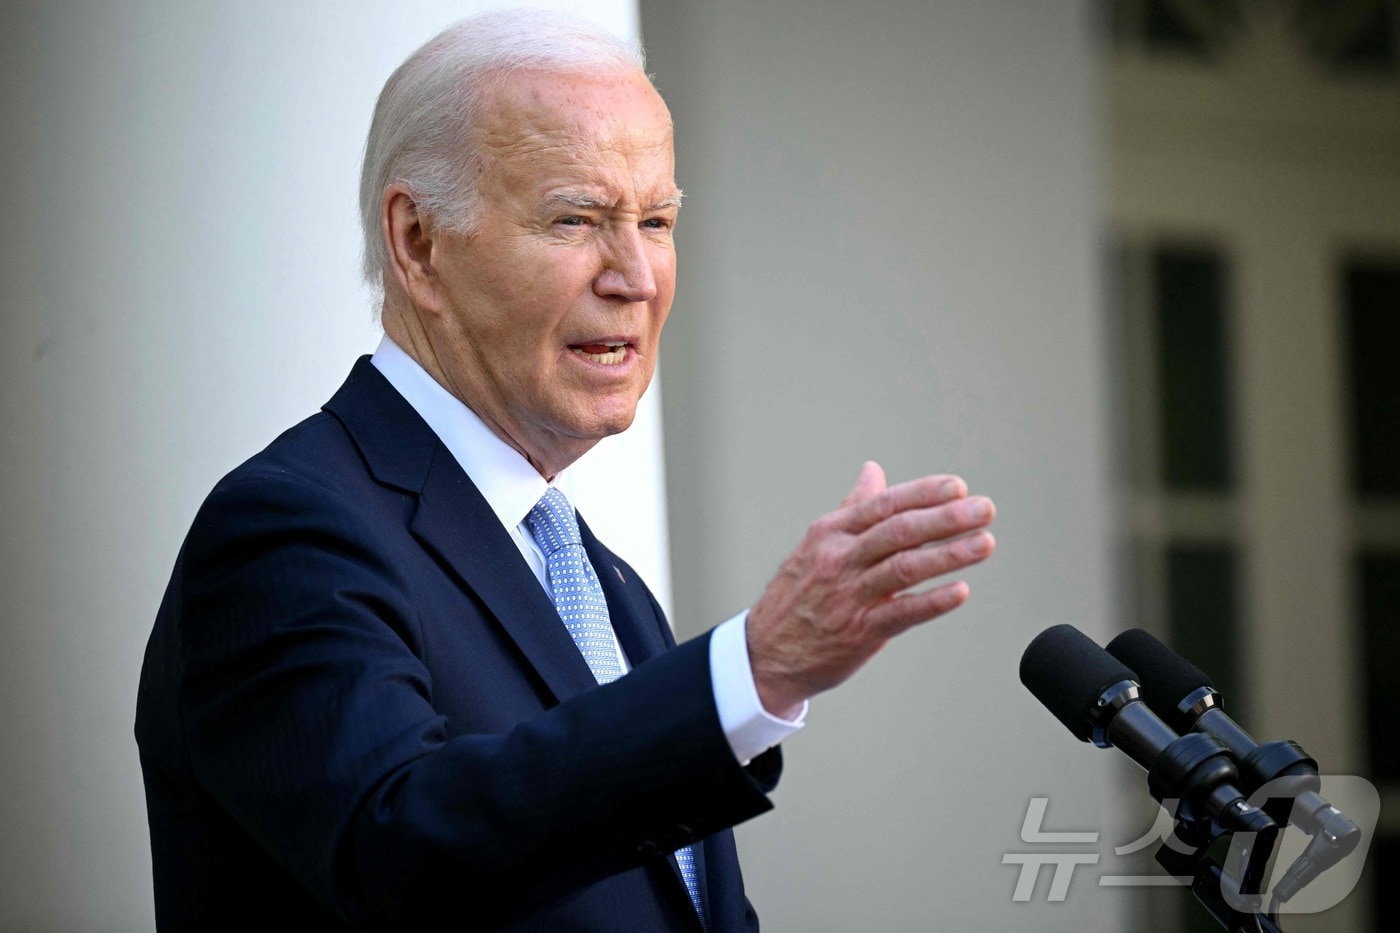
xmin=557 ymin=215 xmax=588 ymax=227
xmin=641 ymin=217 xmax=671 ymax=230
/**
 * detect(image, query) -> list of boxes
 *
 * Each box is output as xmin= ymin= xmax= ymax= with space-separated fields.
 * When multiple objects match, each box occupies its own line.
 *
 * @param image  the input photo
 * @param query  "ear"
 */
xmin=382 ymin=182 xmax=448 ymax=315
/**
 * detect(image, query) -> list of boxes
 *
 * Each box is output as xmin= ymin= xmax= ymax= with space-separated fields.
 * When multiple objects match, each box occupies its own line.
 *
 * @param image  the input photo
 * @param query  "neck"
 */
xmin=380 ymin=302 xmax=584 ymax=480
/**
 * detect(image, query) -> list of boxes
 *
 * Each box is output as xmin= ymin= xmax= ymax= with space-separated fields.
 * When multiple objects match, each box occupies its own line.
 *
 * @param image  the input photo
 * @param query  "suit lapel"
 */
xmin=323 ymin=358 xmax=597 ymax=704
xmin=410 ymin=449 xmax=598 ymax=701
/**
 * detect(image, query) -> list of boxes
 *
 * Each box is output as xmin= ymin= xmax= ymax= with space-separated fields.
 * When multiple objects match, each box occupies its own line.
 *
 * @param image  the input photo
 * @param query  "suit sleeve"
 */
xmin=171 ymin=471 xmax=777 ymax=929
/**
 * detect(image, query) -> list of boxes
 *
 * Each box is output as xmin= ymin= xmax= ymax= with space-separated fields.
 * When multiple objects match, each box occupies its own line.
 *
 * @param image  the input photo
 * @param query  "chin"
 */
xmin=588 ymin=411 xmax=638 ymax=439
xmin=572 ymin=400 xmax=641 ymax=441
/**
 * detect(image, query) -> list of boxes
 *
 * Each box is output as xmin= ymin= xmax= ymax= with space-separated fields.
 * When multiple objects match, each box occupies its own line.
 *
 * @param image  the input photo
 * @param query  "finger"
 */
xmin=836 ymin=473 xmax=968 ymax=534
xmin=858 ymin=531 xmax=996 ymax=601
xmin=862 ymin=580 xmax=971 ymax=636
xmin=850 ymin=495 xmax=995 ymax=567
xmin=838 ymin=461 xmax=886 ymax=509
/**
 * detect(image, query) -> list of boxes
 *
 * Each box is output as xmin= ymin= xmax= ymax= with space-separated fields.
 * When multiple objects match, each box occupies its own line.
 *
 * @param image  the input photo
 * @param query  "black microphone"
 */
xmin=1105 ymin=628 xmax=1361 ymax=901
xmin=1020 ymin=624 xmax=1277 ymax=842
xmin=1104 ymin=629 xmax=1359 ymax=833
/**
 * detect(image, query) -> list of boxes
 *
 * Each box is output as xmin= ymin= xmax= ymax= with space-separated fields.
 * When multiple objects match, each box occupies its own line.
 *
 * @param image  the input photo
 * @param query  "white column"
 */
xmin=0 ymin=2 xmax=655 ymax=928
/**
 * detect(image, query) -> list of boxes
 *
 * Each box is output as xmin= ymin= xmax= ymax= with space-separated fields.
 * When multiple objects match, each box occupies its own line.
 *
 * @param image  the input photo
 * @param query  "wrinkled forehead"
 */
xmin=476 ymin=66 xmax=675 ymax=159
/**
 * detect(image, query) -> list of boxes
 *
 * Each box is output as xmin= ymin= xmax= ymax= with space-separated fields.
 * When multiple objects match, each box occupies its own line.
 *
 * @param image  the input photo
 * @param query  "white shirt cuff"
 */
xmin=709 ymin=609 xmax=807 ymax=765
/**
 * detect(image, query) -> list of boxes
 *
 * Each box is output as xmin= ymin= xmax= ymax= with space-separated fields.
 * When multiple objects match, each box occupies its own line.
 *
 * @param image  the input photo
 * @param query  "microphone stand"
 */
xmin=1139 ymin=732 xmax=1283 ymax=932
xmin=1152 ymin=732 xmax=1360 ymax=931
xmin=1153 ymin=816 xmax=1284 ymax=933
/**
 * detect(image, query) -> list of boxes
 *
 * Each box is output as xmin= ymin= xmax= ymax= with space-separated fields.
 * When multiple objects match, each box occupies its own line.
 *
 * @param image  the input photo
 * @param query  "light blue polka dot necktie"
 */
xmin=525 ymin=487 xmax=707 ymax=930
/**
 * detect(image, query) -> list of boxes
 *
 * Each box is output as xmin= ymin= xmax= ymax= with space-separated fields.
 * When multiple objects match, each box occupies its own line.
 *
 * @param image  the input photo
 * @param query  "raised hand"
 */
xmin=746 ymin=461 xmax=996 ymax=717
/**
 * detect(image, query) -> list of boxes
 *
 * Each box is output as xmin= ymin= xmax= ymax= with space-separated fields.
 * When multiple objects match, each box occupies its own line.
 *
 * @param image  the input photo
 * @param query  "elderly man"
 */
xmin=135 ymin=9 xmax=995 ymax=931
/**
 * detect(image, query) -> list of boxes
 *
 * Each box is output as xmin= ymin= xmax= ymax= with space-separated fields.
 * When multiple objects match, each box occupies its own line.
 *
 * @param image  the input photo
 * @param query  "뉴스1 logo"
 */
xmin=1002 ymin=775 xmax=1379 ymax=915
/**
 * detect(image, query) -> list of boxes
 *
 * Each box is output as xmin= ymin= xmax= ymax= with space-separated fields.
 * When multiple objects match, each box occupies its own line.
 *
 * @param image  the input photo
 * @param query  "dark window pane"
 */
xmin=1155 ymin=247 xmax=1234 ymax=491
xmin=1344 ymin=260 xmax=1400 ymax=496
xmin=1143 ymin=0 xmax=1211 ymax=55
xmin=1359 ymin=551 xmax=1400 ymax=782
xmin=1334 ymin=5 xmax=1397 ymax=71
xmin=1167 ymin=545 xmax=1242 ymax=721
xmin=1130 ymin=0 xmax=1240 ymax=58
xmin=1168 ymin=544 xmax=1243 ymax=933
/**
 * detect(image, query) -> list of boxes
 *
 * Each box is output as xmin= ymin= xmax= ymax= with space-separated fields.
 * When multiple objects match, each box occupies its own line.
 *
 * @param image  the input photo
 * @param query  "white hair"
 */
xmin=359 ymin=8 xmax=647 ymax=288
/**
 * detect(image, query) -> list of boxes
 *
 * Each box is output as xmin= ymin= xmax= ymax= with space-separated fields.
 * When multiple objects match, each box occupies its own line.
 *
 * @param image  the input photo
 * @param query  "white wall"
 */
xmin=0 ymin=2 xmax=662 ymax=928
xmin=642 ymin=1 xmax=1127 ymax=929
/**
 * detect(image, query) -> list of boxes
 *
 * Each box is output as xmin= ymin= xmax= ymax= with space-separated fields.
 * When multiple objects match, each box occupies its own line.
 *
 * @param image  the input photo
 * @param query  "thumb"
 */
xmin=840 ymin=460 xmax=886 ymax=508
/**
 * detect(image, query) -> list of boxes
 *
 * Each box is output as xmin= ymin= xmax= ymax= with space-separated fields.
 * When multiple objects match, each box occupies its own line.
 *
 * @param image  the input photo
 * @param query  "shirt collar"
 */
xmin=370 ymin=335 xmax=568 ymax=530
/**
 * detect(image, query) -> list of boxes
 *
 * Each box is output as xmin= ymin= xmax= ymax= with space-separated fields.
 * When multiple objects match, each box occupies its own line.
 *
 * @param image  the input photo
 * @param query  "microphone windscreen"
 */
xmin=1105 ymin=629 xmax=1214 ymax=723
xmin=1020 ymin=624 xmax=1137 ymax=742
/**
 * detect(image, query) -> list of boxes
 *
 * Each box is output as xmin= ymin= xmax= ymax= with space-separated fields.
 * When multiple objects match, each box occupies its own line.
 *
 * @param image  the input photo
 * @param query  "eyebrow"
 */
xmin=541 ymin=192 xmax=612 ymax=211
xmin=648 ymin=192 xmax=684 ymax=211
xmin=540 ymin=190 xmax=684 ymax=213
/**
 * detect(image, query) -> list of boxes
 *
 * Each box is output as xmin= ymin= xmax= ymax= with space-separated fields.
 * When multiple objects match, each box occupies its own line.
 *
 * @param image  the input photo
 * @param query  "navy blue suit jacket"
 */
xmin=135 ymin=358 xmax=780 ymax=930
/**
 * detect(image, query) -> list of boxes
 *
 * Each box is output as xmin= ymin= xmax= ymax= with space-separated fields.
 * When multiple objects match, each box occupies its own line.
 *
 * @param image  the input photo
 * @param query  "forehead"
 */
xmin=475 ymin=68 xmax=676 ymax=201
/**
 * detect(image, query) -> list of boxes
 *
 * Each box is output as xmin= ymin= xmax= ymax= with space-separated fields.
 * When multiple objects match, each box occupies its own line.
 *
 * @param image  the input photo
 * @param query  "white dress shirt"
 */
xmin=371 ymin=336 xmax=803 ymax=764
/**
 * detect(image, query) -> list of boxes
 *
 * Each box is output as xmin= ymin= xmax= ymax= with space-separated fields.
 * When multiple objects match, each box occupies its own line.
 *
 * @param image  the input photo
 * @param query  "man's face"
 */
xmin=425 ymin=67 xmax=679 ymax=475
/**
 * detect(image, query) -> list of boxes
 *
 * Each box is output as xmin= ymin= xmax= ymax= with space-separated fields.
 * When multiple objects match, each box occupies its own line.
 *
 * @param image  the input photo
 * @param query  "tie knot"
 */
xmin=525 ymin=487 xmax=582 ymax=556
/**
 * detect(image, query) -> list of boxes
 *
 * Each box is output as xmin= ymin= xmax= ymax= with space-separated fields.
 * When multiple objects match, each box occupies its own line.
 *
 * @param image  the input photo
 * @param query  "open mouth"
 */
xmin=569 ymin=341 xmax=630 ymax=365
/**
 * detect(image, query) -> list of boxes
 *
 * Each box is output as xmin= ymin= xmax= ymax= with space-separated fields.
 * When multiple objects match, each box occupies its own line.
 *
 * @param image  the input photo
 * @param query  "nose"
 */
xmin=593 ymin=226 xmax=657 ymax=303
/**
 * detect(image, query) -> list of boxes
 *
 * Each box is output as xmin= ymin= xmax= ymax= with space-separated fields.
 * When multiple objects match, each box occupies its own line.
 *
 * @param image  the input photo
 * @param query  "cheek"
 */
xmin=650 ymin=254 xmax=676 ymax=334
xmin=459 ymin=236 xmax=555 ymax=308
xmin=650 ymin=300 xmax=671 ymax=342
xmin=464 ymin=272 xmax=559 ymax=348
xmin=652 ymin=242 xmax=677 ymax=282
xmin=656 ymin=266 xmax=677 ymax=303
xmin=475 ymin=265 xmax=535 ymax=318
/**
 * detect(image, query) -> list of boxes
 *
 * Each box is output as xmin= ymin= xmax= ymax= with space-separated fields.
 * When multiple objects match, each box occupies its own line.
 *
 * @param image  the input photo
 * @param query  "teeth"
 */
xmin=571 ymin=345 xmax=628 ymax=365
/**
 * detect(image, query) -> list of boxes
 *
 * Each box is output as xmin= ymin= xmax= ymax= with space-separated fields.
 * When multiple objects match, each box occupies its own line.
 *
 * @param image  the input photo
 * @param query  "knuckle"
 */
xmin=941 ymin=535 xmax=969 ymax=562
xmin=890 ymin=511 xmax=921 ymax=546
xmin=813 ymin=543 xmax=848 ymax=582
xmin=842 ymin=606 xmax=870 ymax=639
xmin=891 ymin=550 xmax=923 ymax=587
xmin=926 ymin=504 xmax=956 ymax=538
xmin=944 ymin=537 xmax=976 ymax=570
xmin=956 ymin=534 xmax=978 ymax=561
xmin=867 ymin=492 xmax=896 ymax=524
xmin=872 ymin=594 xmax=923 ymax=634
